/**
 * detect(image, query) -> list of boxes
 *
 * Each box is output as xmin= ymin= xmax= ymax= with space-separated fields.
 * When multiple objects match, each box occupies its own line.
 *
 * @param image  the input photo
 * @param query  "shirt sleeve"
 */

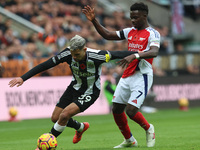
xmin=21 ymin=58 xmax=56 ymax=81
xmin=21 ymin=48 xmax=71 ymax=81
xmin=149 ymin=30 xmax=160 ymax=48
xmin=51 ymin=48 xmax=71 ymax=64
xmin=116 ymin=27 xmax=133 ymax=40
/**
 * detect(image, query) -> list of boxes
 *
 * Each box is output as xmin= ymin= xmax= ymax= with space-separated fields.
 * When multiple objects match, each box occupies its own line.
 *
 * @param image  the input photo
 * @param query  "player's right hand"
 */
xmin=8 ymin=77 xmax=24 ymax=87
xmin=82 ymin=5 xmax=95 ymax=21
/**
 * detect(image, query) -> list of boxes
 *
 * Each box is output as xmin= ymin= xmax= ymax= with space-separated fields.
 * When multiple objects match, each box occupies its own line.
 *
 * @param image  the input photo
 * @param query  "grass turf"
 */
xmin=1 ymin=107 xmax=200 ymax=150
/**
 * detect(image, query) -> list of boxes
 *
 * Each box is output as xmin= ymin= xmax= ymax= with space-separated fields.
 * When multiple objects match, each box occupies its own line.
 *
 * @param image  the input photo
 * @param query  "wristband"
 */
xmin=134 ymin=53 xmax=140 ymax=59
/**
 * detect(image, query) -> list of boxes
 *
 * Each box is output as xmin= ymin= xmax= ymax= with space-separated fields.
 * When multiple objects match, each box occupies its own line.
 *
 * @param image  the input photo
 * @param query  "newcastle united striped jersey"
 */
xmin=52 ymin=47 xmax=111 ymax=95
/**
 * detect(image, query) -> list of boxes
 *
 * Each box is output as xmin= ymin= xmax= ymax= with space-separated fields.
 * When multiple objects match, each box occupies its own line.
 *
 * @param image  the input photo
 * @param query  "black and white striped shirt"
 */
xmin=21 ymin=47 xmax=135 ymax=96
xmin=52 ymin=47 xmax=111 ymax=95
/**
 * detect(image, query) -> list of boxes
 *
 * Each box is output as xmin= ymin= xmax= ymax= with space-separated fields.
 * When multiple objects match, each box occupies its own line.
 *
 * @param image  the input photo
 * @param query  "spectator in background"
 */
xmin=0 ymin=15 xmax=7 ymax=33
xmin=103 ymin=68 xmax=116 ymax=112
xmin=158 ymin=25 xmax=173 ymax=54
xmin=0 ymin=29 xmax=7 ymax=48
xmin=0 ymin=48 xmax=8 ymax=62
xmin=38 ymin=22 xmax=56 ymax=45
xmin=7 ymin=38 xmax=23 ymax=60
xmin=152 ymin=64 xmax=166 ymax=76
xmin=1 ymin=0 xmax=129 ymax=62
xmin=175 ymin=42 xmax=200 ymax=75
xmin=55 ymin=28 xmax=68 ymax=50
xmin=19 ymin=31 xmax=29 ymax=45
xmin=184 ymin=0 xmax=200 ymax=21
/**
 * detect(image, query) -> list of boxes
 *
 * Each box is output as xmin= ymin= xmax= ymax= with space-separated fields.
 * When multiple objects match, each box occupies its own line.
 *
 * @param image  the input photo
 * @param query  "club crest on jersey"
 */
xmin=72 ymin=62 xmax=78 ymax=68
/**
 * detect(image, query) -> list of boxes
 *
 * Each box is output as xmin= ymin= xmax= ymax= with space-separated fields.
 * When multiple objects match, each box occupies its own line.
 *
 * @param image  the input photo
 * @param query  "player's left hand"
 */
xmin=117 ymin=54 xmax=136 ymax=68
xmin=8 ymin=77 xmax=24 ymax=87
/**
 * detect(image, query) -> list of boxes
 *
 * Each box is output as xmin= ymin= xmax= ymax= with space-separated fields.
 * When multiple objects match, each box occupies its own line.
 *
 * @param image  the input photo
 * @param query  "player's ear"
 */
xmin=84 ymin=47 xmax=87 ymax=52
xmin=143 ymin=12 xmax=147 ymax=18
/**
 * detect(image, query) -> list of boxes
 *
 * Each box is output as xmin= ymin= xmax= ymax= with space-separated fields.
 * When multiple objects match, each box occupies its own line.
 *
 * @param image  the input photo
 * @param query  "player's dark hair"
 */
xmin=130 ymin=2 xmax=148 ymax=15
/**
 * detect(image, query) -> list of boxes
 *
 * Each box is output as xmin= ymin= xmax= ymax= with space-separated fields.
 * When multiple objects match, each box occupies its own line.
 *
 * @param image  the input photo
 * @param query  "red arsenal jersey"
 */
xmin=116 ymin=27 xmax=160 ymax=78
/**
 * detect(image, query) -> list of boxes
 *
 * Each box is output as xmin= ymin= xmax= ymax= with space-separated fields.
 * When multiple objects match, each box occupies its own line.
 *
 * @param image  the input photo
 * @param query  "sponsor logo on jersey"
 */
xmin=73 ymin=70 xmax=94 ymax=77
xmin=151 ymin=39 xmax=160 ymax=46
xmin=128 ymin=43 xmax=143 ymax=49
xmin=139 ymin=37 xmax=146 ymax=41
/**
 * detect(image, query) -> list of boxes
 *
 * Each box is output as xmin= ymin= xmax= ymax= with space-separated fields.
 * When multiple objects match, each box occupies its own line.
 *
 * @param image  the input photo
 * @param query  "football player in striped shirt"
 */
xmin=9 ymin=35 xmax=138 ymax=147
xmin=83 ymin=2 xmax=160 ymax=148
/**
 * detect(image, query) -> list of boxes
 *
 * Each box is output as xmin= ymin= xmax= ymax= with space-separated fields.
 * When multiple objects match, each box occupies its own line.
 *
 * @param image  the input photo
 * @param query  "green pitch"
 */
xmin=1 ymin=107 xmax=200 ymax=150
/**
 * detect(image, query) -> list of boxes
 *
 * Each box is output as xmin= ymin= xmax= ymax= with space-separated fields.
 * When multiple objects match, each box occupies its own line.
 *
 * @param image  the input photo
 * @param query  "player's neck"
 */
xmin=137 ymin=24 xmax=149 ymax=30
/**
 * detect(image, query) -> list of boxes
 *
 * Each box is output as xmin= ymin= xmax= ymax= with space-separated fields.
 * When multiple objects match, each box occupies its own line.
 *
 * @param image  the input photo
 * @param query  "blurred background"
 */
xmin=0 ymin=0 xmax=200 ymax=121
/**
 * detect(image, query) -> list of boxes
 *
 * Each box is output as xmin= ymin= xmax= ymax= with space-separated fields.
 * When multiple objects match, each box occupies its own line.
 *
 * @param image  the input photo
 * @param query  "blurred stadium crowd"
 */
xmin=0 ymin=0 xmax=199 ymax=78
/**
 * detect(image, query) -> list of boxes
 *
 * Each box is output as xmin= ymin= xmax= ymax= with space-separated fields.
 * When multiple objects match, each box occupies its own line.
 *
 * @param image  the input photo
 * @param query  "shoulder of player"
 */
xmin=87 ymin=47 xmax=107 ymax=61
xmin=86 ymin=47 xmax=101 ymax=53
xmin=57 ymin=47 xmax=71 ymax=58
xmin=146 ymin=27 xmax=160 ymax=36
xmin=122 ymin=27 xmax=136 ymax=33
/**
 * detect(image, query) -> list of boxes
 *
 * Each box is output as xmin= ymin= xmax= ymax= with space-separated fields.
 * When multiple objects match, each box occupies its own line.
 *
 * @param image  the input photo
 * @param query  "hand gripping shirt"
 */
xmin=116 ymin=26 xmax=160 ymax=78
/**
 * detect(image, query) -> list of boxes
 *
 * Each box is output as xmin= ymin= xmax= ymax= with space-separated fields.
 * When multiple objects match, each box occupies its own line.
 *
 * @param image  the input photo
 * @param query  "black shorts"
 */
xmin=56 ymin=86 xmax=100 ymax=112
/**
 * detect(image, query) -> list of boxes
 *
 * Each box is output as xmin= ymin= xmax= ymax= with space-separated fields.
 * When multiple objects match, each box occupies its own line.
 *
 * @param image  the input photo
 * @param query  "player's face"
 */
xmin=71 ymin=48 xmax=87 ymax=62
xmin=130 ymin=10 xmax=147 ymax=30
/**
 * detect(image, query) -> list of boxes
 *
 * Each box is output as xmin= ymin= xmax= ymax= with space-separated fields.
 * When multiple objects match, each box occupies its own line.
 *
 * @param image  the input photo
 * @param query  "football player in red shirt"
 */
xmin=83 ymin=2 xmax=160 ymax=148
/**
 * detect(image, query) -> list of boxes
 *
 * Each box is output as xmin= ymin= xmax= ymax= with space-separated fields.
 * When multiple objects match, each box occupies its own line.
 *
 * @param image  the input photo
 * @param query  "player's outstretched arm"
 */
xmin=118 ymin=46 xmax=159 ymax=68
xmin=108 ymin=50 xmax=137 ymax=68
xmin=9 ymin=77 xmax=24 ymax=87
xmin=82 ymin=5 xmax=120 ymax=40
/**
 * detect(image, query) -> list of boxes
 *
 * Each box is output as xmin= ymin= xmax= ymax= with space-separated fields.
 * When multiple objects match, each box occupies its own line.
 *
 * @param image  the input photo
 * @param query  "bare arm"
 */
xmin=82 ymin=5 xmax=121 ymax=40
xmin=118 ymin=46 xmax=159 ymax=68
xmin=136 ymin=46 xmax=159 ymax=59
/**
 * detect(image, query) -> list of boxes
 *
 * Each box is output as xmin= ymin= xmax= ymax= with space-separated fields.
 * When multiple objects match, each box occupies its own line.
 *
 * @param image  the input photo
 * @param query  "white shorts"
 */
xmin=112 ymin=71 xmax=153 ymax=108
